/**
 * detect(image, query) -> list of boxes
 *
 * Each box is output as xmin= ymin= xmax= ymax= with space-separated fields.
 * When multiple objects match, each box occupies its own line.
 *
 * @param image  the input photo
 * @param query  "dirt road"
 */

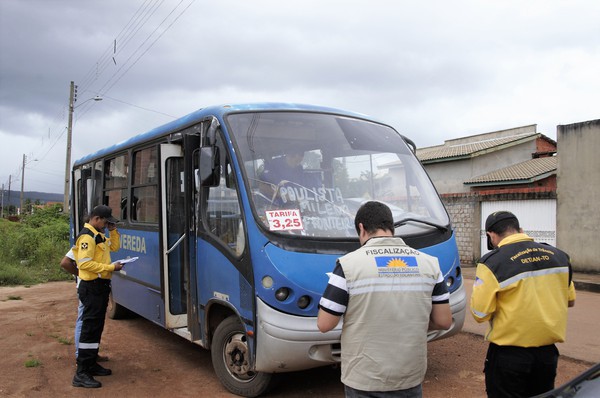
xmin=0 ymin=281 xmax=591 ymax=397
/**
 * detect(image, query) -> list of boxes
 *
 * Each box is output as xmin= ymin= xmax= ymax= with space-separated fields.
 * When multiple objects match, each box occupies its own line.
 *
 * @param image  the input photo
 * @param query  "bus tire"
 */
xmin=211 ymin=316 xmax=272 ymax=397
xmin=107 ymin=291 xmax=128 ymax=319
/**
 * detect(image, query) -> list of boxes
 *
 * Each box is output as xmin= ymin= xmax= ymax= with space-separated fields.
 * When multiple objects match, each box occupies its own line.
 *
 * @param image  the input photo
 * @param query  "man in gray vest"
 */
xmin=318 ymin=201 xmax=452 ymax=397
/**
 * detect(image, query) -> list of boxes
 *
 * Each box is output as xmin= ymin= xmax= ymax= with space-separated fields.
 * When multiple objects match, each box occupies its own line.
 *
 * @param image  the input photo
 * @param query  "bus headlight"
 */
xmin=446 ymin=276 xmax=454 ymax=289
xmin=261 ymin=276 xmax=274 ymax=289
xmin=275 ymin=287 xmax=290 ymax=301
xmin=297 ymin=295 xmax=311 ymax=309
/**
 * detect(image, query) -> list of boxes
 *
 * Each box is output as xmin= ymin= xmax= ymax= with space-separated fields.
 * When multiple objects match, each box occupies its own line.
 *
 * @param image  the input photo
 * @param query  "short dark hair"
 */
xmin=355 ymin=201 xmax=394 ymax=235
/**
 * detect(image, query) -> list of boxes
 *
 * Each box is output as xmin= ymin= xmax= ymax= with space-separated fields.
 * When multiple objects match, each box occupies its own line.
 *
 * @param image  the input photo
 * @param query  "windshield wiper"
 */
xmin=393 ymin=217 xmax=448 ymax=232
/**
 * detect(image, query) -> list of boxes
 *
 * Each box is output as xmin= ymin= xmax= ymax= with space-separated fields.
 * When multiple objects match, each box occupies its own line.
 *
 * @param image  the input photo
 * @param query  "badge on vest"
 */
xmin=375 ymin=256 xmax=419 ymax=275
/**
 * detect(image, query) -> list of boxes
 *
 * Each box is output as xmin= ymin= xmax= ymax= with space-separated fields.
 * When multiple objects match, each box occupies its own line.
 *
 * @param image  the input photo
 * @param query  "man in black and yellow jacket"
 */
xmin=72 ymin=205 xmax=123 ymax=389
xmin=471 ymin=211 xmax=576 ymax=398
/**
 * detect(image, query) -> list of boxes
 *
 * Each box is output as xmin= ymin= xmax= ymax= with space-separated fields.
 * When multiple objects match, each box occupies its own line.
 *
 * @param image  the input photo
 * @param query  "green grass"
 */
xmin=24 ymin=358 xmax=41 ymax=368
xmin=57 ymin=337 xmax=72 ymax=345
xmin=0 ymin=207 xmax=74 ymax=286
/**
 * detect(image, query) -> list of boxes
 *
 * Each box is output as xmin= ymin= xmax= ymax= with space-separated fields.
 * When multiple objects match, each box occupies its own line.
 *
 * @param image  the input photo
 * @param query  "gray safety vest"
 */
xmin=339 ymin=236 xmax=442 ymax=391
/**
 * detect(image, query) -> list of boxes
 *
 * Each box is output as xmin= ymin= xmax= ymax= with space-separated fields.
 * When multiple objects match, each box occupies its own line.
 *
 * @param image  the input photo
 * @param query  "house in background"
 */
xmin=416 ymin=125 xmax=558 ymax=265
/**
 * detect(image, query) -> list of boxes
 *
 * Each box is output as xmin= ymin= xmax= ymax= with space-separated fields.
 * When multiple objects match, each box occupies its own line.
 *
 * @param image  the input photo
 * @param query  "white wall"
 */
xmin=480 ymin=199 xmax=556 ymax=257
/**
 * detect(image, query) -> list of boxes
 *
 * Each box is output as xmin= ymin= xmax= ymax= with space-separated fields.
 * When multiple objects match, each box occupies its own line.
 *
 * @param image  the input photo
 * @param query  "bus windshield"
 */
xmin=227 ymin=111 xmax=449 ymax=238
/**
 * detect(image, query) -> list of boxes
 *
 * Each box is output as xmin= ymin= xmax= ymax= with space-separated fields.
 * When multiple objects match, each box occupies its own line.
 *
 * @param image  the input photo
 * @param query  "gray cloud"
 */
xmin=1 ymin=0 xmax=599 ymax=193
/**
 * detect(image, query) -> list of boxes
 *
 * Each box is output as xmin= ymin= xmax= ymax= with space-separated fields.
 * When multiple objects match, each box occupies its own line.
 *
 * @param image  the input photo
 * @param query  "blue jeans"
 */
xmin=75 ymin=299 xmax=83 ymax=358
xmin=344 ymin=384 xmax=422 ymax=398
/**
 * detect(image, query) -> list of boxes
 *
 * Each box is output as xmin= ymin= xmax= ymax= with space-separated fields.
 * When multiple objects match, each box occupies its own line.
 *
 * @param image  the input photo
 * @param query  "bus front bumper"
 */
xmin=254 ymin=281 xmax=467 ymax=373
xmin=255 ymin=298 xmax=341 ymax=373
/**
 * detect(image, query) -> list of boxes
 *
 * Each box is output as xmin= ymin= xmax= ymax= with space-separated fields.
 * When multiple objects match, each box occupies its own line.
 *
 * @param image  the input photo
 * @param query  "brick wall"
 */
xmin=536 ymin=136 xmax=557 ymax=153
xmin=441 ymin=193 xmax=479 ymax=265
xmin=470 ymin=182 xmax=556 ymax=195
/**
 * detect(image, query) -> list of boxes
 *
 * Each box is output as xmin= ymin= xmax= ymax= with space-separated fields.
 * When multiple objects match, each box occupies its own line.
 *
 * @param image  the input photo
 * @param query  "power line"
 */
xmin=3 ymin=1 xmax=197 ymax=190
xmin=77 ymin=0 xmax=163 ymax=94
xmin=98 ymin=0 xmax=196 ymax=96
xmin=99 ymin=94 xmax=177 ymax=119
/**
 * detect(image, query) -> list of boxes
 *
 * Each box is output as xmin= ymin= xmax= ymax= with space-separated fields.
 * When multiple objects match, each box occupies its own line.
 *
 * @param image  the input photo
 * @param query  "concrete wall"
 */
xmin=557 ymin=119 xmax=600 ymax=272
xmin=425 ymin=140 xmax=539 ymax=194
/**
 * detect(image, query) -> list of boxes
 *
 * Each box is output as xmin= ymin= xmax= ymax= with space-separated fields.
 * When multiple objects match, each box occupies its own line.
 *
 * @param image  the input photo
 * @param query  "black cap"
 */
xmin=485 ymin=211 xmax=518 ymax=232
xmin=91 ymin=205 xmax=119 ymax=224
xmin=485 ymin=211 xmax=518 ymax=250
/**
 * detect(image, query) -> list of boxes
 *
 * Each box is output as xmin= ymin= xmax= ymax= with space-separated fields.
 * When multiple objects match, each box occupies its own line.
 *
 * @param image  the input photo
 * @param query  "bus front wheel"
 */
xmin=211 ymin=316 xmax=272 ymax=397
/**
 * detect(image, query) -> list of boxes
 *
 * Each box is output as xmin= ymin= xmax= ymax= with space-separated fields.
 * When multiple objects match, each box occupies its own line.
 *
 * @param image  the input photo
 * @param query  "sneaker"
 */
xmin=97 ymin=354 xmax=109 ymax=362
xmin=89 ymin=363 xmax=112 ymax=376
xmin=72 ymin=372 xmax=102 ymax=388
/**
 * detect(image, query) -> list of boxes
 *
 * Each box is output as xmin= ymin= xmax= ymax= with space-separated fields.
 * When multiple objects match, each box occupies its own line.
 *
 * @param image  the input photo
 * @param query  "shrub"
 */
xmin=0 ymin=207 xmax=72 ymax=286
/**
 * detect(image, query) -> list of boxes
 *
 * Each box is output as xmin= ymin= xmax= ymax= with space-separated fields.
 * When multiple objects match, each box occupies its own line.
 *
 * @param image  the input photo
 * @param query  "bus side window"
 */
xmin=104 ymin=154 xmax=129 ymax=220
xmin=206 ymin=138 xmax=245 ymax=256
xmin=132 ymin=146 xmax=159 ymax=224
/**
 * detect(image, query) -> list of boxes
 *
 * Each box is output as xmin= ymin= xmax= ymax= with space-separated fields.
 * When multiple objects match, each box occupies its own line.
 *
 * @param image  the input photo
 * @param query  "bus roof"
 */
xmin=73 ymin=102 xmax=373 ymax=166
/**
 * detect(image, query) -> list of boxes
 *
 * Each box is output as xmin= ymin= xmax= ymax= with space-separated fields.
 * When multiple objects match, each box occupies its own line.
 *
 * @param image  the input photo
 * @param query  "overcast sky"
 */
xmin=1 ymin=0 xmax=599 ymax=194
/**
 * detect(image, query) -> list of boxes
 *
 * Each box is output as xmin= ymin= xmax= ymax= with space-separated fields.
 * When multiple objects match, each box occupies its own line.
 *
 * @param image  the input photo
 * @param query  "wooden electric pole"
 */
xmin=63 ymin=81 xmax=76 ymax=212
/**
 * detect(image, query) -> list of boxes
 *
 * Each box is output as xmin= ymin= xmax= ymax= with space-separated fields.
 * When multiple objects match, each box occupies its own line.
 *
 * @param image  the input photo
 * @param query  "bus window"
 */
xmin=104 ymin=154 xmax=128 ymax=220
xmin=132 ymin=146 xmax=159 ymax=223
xmin=92 ymin=162 xmax=103 ymax=209
xmin=205 ymin=135 xmax=245 ymax=256
xmin=77 ymin=163 xmax=92 ymax=226
xmin=229 ymin=112 xmax=449 ymax=238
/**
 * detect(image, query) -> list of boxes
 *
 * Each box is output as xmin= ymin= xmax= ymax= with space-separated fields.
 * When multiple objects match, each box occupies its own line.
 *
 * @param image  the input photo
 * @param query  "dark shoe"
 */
xmin=97 ymin=354 xmax=109 ymax=362
xmin=72 ymin=372 xmax=102 ymax=388
xmin=89 ymin=363 xmax=112 ymax=376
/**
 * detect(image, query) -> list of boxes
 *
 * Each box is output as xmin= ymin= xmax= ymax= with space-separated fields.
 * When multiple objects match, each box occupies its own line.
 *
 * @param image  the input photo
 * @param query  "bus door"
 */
xmin=160 ymin=143 xmax=188 ymax=329
xmin=72 ymin=168 xmax=82 ymax=235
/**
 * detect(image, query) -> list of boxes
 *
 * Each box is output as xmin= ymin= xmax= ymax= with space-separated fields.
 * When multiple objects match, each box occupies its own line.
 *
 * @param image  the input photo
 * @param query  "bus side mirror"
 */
xmin=206 ymin=116 xmax=219 ymax=146
xmin=401 ymin=135 xmax=417 ymax=154
xmin=199 ymin=146 xmax=221 ymax=186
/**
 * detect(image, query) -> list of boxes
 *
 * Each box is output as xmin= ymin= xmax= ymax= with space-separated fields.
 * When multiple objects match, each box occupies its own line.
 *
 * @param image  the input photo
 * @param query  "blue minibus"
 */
xmin=71 ymin=103 xmax=465 ymax=397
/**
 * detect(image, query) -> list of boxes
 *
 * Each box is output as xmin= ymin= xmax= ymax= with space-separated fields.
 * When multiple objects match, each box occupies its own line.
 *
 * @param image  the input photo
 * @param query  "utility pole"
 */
xmin=1 ymin=183 xmax=4 ymax=218
xmin=20 ymin=154 xmax=25 ymax=215
xmin=7 ymin=175 xmax=11 ymax=215
xmin=64 ymin=81 xmax=76 ymax=212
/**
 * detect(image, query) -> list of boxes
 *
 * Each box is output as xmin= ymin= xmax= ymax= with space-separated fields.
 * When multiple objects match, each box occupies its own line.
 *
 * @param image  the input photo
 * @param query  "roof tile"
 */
xmin=417 ymin=132 xmax=538 ymax=161
xmin=465 ymin=156 xmax=557 ymax=184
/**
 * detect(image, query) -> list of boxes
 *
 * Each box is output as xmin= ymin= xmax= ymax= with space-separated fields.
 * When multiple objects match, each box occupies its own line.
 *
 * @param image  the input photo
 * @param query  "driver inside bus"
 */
xmin=260 ymin=148 xmax=318 ymax=195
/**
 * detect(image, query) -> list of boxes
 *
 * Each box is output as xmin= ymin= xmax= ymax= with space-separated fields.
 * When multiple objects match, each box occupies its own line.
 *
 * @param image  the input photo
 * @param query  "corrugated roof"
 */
xmin=465 ymin=156 xmax=557 ymax=185
xmin=417 ymin=132 xmax=538 ymax=162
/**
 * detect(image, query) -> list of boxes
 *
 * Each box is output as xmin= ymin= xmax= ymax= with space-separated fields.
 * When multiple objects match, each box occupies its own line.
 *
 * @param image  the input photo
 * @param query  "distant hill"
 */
xmin=1 ymin=190 xmax=63 ymax=207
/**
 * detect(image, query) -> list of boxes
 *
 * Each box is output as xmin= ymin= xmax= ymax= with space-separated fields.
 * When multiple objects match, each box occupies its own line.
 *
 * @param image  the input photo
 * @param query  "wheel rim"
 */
xmin=222 ymin=331 xmax=256 ymax=382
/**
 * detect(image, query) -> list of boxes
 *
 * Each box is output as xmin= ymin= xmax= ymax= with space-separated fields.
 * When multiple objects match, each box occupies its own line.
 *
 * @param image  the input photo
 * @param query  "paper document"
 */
xmin=115 ymin=257 xmax=139 ymax=265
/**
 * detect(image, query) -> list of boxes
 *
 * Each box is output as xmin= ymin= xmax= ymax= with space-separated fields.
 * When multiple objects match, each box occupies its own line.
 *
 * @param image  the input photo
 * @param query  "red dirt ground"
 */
xmin=0 ymin=281 xmax=591 ymax=397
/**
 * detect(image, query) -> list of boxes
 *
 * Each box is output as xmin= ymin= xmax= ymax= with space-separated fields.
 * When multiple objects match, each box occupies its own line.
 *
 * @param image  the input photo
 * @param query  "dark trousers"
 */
xmin=484 ymin=343 xmax=558 ymax=398
xmin=76 ymin=279 xmax=111 ymax=372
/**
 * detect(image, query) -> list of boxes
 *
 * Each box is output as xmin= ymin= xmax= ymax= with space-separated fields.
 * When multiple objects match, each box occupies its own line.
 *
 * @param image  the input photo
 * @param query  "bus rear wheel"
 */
xmin=211 ymin=316 xmax=272 ymax=397
xmin=107 ymin=291 xmax=128 ymax=319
